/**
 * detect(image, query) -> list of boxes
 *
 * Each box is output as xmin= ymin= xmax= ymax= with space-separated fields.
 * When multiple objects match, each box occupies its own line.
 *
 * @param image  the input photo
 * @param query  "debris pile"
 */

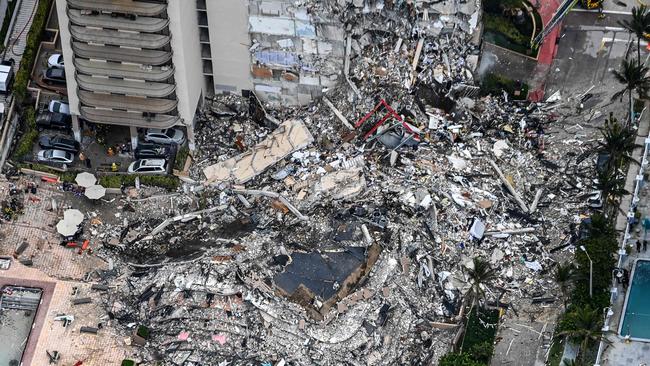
xmin=84 ymin=1 xmax=603 ymax=365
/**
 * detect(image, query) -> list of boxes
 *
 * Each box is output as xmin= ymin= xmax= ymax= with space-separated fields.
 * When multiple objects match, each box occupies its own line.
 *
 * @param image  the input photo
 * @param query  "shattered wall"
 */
xmin=248 ymin=0 xmax=345 ymax=106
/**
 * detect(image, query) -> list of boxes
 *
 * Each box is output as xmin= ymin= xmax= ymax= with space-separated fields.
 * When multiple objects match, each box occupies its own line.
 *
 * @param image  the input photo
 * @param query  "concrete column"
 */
xmin=72 ymin=115 xmax=81 ymax=142
xmin=186 ymin=121 xmax=196 ymax=151
xmin=130 ymin=125 xmax=138 ymax=150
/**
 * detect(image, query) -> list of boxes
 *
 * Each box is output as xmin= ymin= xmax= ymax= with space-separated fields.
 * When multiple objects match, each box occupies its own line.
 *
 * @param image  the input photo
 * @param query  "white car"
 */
xmin=48 ymin=100 xmax=70 ymax=115
xmin=47 ymin=54 xmax=64 ymax=68
xmin=127 ymin=159 xmax=167 ymax=174
xmin=37 ymin=149 xmax=74 ymax=164
xmin=144 ymin=128 xmax=185 ymax=145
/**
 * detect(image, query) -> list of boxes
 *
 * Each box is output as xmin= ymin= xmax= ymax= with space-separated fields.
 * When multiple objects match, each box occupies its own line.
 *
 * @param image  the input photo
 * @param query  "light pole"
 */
xmin=580 ymin=245 xmax=593 ymax=298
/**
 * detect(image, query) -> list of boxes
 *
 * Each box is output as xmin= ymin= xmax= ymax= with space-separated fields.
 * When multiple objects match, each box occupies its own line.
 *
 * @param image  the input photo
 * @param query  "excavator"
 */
xmin=531 ymin=0 xmax=605 ymax=49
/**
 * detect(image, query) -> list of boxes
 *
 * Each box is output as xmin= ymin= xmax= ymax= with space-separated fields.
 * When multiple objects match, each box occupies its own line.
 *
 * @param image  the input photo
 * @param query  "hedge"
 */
xmin=174 ymin=146 xmax=189 ymax=171
xmin=480 ymin=73 xmax=529 ymax=100
xmin=98 ymin=174 xmax=180 ymax=190
xmin=13 ymin=0 xmax=52 ymax=103
xmin=11 ymin=106 xmax=38 ymax=160
xmin=439 ymin=352 xmax=485 ymax=366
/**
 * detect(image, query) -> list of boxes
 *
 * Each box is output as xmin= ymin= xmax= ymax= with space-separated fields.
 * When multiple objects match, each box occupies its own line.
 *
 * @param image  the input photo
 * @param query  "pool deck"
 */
xmin=600 ymin=168 xmax=650 ymax=364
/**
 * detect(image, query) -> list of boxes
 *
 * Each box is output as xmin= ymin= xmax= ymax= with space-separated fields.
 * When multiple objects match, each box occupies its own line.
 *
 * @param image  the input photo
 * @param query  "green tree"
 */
xmin=439 ymin=352 xmax=485 ymax=366
xmin=618 ymin=5 xmax=650 ymax=66
xmin=554 ymin=263 xmax=574 ymax=309
xmin=594 ymin=169 xmax=628 ymax=216
xmin=558 ymin=306 xmax=608 ymax=361
xmin=612 ymin=60 xmax=650 ymax=124
xmin=597 ymin=113 xmax=639 ymax=172
xmin=465 ymin=257 xmax=497 ymax=309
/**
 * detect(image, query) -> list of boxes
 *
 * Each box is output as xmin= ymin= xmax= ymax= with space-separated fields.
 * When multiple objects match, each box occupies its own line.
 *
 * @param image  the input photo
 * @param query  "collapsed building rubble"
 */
xmin=78 ymin=1 xmax=608 ymax=365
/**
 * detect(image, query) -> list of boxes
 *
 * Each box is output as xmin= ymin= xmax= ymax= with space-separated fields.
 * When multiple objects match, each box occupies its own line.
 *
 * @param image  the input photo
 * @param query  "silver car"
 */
xmin=127 ymin=158 xmax=167 ymax=174
xmin=37 ymin=149 xmax=74 ymax=164
xmin=144 ymin=128 xmax=185 ymax=145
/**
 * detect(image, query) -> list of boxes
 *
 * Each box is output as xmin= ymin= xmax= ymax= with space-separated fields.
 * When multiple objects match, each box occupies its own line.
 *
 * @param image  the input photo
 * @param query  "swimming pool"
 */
xmin=619 ymin=259 xmax=650 ymax=340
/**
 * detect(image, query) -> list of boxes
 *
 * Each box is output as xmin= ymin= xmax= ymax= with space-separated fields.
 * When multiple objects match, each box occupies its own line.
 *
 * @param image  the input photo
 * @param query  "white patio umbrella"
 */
xmin=56 ymin=219 xmax=78 ymax=237
xmin=63 ymin=209 xmax=84 ymax=226
xmin=84 ymin=185 xmax=106 ymax=200
xmin=75 ymin=172 xmax=97 ymax=188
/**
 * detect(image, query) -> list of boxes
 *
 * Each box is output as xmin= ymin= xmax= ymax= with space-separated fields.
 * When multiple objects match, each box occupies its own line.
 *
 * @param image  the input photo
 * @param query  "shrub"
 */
xmin=439 ymin=352 xmax=485 ymax=366
xmin=174 ymin=146 xmax=190 ymax=171
xmin=468 ymin=342 xmax=494 ymax=364
xmin=481 ymin=73 xmax=529 ymax=100
xmin=12 ymin=107 xmax=38 ymax=160
xmin=121 ymin=361 xmax=135 ymax=366
xmin=99 ymin=175 xmax=179 ymax=190
xmin=13 ymin=0 xmax=52 ymax=104
xmin=462 ymin=308 xmax=499 ymax=353
xmin=136 ymin=325 xmax=150 ymax=339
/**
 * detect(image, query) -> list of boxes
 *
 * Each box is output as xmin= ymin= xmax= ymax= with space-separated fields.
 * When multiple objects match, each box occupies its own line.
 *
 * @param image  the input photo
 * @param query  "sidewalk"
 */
xmin=528 ymin=0 xmax=561 ymax=101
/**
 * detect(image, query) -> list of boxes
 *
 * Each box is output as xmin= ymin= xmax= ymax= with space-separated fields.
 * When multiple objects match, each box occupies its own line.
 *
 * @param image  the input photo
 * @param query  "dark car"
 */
xmin=42 ymin=67 xmax=66 ymax=84
xmin=134 ymin=143 xmax=172 ymax=159
xmin=38 ymin=135 xmax=79 ymax=153
xmin=36 ymin=112 xmax=71 ymax=131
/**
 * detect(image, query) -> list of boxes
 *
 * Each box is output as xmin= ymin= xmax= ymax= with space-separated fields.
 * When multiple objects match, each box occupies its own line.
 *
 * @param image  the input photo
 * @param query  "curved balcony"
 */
xmin=78 ymin=91 xmax=178 ymax=114
xmin=68 ymin=9 xmax=170 ymax=33
xmin=72 ymin=42 xmax=172 ymax=65
xmin=80 ymin=107 xmax=180 ymax=128
xmin=70 ymin=26 xmax=170 ymax=49
xmin=67 ymin=0 xmax=166 ymax=17
xmin=76 ymin=74 xmax=176 ymax=98
xmin=74 ymin=59 xmax=174 ymax=82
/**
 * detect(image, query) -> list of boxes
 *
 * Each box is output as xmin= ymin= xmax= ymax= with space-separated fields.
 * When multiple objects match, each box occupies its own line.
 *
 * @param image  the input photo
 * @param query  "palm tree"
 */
xmin=554 ymin=263 xmax=574 ymax=309
xmin=595 ymin=169 xmax=628 ymax=217
xmin=612 ymin=60 xmax=650 ymax=124
xmin=618 ymin=5 xmax=650 ymax=66
xmin=598 ymin=113 xmax=639 ymax=172
xmin=559 ymin=306 xmax=607 ymax=361
xmin=465 ymin=257 xmax=497 ymax=309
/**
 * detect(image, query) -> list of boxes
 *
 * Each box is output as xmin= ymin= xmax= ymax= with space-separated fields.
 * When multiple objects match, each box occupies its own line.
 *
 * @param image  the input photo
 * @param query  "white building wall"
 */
xmin=54 ymin=0 xmax=80 ymax=116
xmin=168 ymin=0 xmax=205 ymax=125
xmin=205 ymin=0 xmax=252 ymax=93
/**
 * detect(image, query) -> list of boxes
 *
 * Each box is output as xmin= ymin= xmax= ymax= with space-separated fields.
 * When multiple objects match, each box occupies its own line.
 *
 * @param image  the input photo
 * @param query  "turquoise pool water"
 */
xmin=620 ymin=260 xmax=650 ymax=339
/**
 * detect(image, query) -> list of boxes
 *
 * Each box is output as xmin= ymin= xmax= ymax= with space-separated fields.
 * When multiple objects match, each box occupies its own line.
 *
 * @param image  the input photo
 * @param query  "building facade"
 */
xmin=55 ymin=0 xmax=343 ymax=147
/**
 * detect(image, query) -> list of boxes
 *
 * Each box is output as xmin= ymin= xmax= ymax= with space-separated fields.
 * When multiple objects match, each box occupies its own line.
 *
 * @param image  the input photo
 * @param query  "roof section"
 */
xmin=70 ymin=26 xmax=170 ymax=49
xmin=76 ymin=74 xmax=176 ymax=98
xmin=78 ymin=91 xmax=178 ymax=113
xmin=67 ymin=0 xmax=166 ymax=17
xmin=74 ymin=59 xmax=174 ymax=82
xmin=80 ymin=107 xmax=180 ymax=128
xmin=72 ymin=42 xmax=172 ymax=65
xmin=68 ymin=9 xmax=170 ymax=32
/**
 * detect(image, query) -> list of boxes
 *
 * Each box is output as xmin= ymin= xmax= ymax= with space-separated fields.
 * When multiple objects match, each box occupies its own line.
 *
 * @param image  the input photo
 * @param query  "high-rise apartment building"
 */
xmin=55 ymin=0 xmax=344 ymax=148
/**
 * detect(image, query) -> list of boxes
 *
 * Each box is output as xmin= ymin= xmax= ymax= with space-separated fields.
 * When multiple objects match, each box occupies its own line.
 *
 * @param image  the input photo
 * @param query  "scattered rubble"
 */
xmin=14 ymin=1 xmax=611 ymax=365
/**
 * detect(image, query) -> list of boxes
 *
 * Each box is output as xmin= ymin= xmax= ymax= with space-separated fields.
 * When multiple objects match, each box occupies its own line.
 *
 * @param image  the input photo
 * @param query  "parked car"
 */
xmin=47 ymin=53 xmax=64 ymax=68
xmin=42 ymin=67 xmax=66 ymax=84
xmin=38 ymin=135 xmax=79 ymax=153
xmin=48 ymin=100 xmax=70 ymax=115
xmin=37 ymin=149 xmax=74 ymax=164
xmin=0 ymin=60 xmax=15 ymax=94
xmin=134 ymin=142 xmax=171 ymax=159
xmin=36 ymin=112 xmax=71 ymax=131
xmin=127 ymin=159 xmax=167 ymax=174
xmin=144 ymin=128 xmax=185 ymax=145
